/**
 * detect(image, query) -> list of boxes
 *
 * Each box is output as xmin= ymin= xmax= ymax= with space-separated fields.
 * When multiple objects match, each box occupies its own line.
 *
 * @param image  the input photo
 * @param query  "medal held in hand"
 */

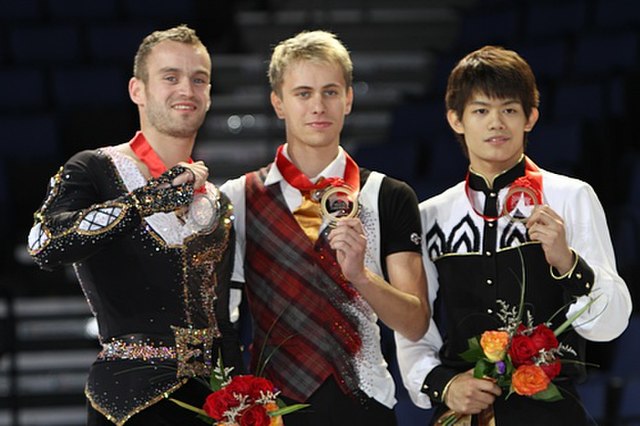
xmin=466 ymin=157 xmax=544 ymax=224
xmin=501 ymin=179 xmax=542 ymax=223
xmin=185 ymin=187 xmax=221 ymax=234
xmin=318 ymin=184 xmax=360 ymax=227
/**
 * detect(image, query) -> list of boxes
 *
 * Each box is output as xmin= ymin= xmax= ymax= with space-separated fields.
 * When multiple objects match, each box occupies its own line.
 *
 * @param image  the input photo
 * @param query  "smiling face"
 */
xmin=129 ymin=40 xmax=211 ymax=139
xmin=270 ymin=59 xmax=353 ymax=153
xmin=447 ymin=92 xmax=539 ymax=177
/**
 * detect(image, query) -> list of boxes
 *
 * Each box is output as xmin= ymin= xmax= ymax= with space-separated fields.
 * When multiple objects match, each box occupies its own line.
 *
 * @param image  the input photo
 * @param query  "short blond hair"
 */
xmin=268 ymin=30 xmax=353 ymax=96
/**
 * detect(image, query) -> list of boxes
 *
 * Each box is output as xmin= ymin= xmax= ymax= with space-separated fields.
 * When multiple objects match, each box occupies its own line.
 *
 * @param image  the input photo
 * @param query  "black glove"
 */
xmin=128 ymin=165 xmax=194 ymax=217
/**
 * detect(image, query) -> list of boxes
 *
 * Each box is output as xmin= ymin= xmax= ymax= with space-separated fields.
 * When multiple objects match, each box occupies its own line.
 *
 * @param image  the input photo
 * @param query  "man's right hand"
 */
xmin=444 ymin=370 xmax=502 ymax=414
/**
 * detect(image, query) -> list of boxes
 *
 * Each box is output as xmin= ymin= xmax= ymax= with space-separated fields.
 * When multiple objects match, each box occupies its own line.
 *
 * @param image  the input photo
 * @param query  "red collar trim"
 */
xmin=465 ymin=157 xmax=543 ymax=222
xmin=274 ymin=144 xmax=360 ymax=192
xmin=129 ymin=131 xmax=205 ymax=193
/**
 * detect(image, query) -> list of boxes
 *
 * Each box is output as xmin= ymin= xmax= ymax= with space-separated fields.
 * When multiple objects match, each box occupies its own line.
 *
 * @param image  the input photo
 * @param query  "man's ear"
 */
xmin=446 ymin=110 xmax=465 ymax=135
xmin=129 ymin=77 xmax=144 ymax=106
xmin=205 ymin=83 xmax=212 ymax=111
xmin=524 ymin=107 xmax=540 ymax=132
xmin=344 ymin=86 xmax=354 ymax=115
xmin=270 ymin=91 xmax=285 ymax=119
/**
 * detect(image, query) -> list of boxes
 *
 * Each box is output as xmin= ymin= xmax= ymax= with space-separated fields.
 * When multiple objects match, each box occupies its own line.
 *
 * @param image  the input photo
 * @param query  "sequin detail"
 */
xmin=98 ymin=327 xmax=214 ymax=379
xmin=98 ymin=339 xmax=176 ymax=361
xmin=78 ymin=204 xmax=126 ymax=234
xmin=171 ymin=326 xmax=214 ymax=378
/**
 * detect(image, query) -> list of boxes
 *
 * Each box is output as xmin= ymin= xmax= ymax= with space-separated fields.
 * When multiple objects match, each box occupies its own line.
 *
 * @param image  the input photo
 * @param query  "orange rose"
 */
xmin=269 ymin=416 xmax=284 ymax=426
xmin=480 ymin=330 xmax=510 ymax=362
xmin=265 ymin=402 xmax=283 ymax=426
xmin=512 ymin=364 xmax=551 ymax=396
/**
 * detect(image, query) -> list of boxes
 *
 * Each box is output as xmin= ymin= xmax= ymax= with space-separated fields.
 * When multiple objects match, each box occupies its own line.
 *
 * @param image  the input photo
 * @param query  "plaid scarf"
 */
xmin=244 ymin=166 xmax=365 ymax=402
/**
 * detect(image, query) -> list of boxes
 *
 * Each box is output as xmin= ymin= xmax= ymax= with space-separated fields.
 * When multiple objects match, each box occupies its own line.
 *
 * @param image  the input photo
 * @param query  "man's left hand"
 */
xmin=526 ymin=205 xmax=574 ymax=274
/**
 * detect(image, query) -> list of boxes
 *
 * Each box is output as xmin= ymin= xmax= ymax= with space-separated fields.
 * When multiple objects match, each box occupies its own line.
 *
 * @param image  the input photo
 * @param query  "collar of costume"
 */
xmin=129 ymin=131 xmax=205 ymax=193
xmin=274 ymin=144 xmax=360 ymax=192
xmin=465 ymin=156 xmax=543 ymax=222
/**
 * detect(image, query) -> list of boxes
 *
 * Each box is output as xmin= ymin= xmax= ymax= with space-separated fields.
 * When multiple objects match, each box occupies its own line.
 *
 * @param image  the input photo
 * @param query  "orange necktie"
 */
xmin=293 ymin=190 xmax=323 ymax=243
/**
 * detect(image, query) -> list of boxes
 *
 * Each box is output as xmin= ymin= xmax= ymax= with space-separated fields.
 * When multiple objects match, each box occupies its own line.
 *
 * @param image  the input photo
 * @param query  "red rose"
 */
xmin=509 ymin=334 xmax=538 ymax=367
xmin=203 ymin=388 xmax=239 ymax=420
xmin=239 ymin=405 xmax=271 ymax=426
xmin=248 ymin=376 xmax=276 ymax=400
xmin=226 ymin=376 xmax=256 ymax=398
xmin=530 ymin=324 xmax=559 ymax=351
xmin=540 ymin=360 xmax=561 ymax=380
xmin=226 ymin=375 xmax=276 ymax=402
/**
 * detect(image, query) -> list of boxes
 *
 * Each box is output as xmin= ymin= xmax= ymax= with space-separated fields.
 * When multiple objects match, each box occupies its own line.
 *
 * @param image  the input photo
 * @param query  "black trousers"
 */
xmin=87 ymin=379 xmax=210 ymax=426
xmin=280 ymin=377 xmax=397 ymax=426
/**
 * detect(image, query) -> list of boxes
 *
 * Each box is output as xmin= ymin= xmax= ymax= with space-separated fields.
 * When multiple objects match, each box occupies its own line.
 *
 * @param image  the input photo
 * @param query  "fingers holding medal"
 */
xmin=502 ymin=184 xmax=542 ymax=223
xmin=320 ymin=185 xmax=359 ymax=226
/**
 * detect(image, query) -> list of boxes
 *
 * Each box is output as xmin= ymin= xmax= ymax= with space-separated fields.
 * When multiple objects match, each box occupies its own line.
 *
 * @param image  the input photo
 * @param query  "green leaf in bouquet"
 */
xmin=268 ymin=403 xmax=311 ymax=417
xmin=460 ymin=337 xmax=483 ymax=362
xmin=473 ymin=358 xmax=495 ymax=379
xmin=553 ymin=294 xmax=600 ymax=337
xmin=168 ymin=398 xmax=209 ymax=418
xmin=531 ymin=382 xmax=563 ymax=402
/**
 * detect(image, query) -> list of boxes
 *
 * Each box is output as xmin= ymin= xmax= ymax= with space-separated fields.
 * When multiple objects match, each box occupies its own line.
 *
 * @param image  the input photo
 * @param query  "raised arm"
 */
xmin=28 ymin=150 xmax=194 ymax=270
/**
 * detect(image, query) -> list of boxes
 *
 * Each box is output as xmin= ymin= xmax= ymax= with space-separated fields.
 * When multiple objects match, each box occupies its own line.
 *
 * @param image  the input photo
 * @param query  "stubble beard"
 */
xmin=146 ymin=104 xmax=205 ymax=139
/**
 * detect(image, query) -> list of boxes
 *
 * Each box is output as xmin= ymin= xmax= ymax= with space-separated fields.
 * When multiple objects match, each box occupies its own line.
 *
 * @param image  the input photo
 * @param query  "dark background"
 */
xmin=0 ymin=0 xmax=638 ymax=425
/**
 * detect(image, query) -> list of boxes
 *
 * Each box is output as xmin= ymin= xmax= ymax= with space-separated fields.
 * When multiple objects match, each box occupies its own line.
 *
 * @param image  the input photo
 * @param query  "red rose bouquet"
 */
xmin=459 ymin=305 xmax=577 ymax=401
xmin=170 ymin=356 xmax=308 ymax=425
xmin=438 ymin=250 xmax=598 ymax=425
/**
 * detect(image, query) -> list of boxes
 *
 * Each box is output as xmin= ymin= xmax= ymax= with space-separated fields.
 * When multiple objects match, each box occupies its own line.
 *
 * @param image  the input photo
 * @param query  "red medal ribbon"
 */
xmin=275 ymin=144 xmax=360 ymax=192
xmin=465 ymin=156 xmax=543 ymax=222
xmin=129 ymin=131 xmax=205 ymax=193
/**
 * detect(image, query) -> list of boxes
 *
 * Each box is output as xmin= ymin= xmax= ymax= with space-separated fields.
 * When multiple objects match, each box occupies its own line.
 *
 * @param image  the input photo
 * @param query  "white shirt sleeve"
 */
xmin=220 ymin=175 xmax=247 ymax=323
xmin=395 ymin=321 xmax=443 ymax=409
xmin=395 ymin=209 xmax=443 ymax=409
xmin=561 ymin=182 xmax=633 ymax=341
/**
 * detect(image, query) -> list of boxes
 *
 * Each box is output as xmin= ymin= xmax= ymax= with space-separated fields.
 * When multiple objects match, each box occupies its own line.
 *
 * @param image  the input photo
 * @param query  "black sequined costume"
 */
xmin=28 ymin=146 xmax=239 ymax=425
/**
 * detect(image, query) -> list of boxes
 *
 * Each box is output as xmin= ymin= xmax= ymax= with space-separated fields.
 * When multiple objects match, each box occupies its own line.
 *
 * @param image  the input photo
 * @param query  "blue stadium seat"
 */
xmin=573 ymin=32 xmax=639 ymax=77
xmin=47 ymin=0 xmax=117 ymax=20
xmin=595 ymin=0 xmax=640 ymax=30
xmin=424 ymin=133 xmax=468 ymax=183
xmin=619 ymin=377 xmax=640 ymax=425
xmin=10 ymin=25 xmax=80 ymax=64
xmin=0 ymin=0 xmax=43 ymax=21
xmin=526 ymin=120 xmax=583 ymax=175
xmin=612 ymin=207 xmax=639 ymax=278
xmin=457 ymin=9 xmax=519 ymax=49
xmin=519 ymin=40 xmax=569 ymax=81
xmin=353 ymin=142 xmax=418 ymax=183
xmin=609 ymin=315 xmax=640 ymax=424
xmin=52 ymin=67 xmax=128 ymax=108
xmin=0 ymin=114 xmax=59 ymax=160
xmin=552 ymin=82 xmax=604 ymax=121
xmin=576 ymin=378 xmax=607 ymax=424
xmin=89 ymin=23 xmax=156 ymax=64
xmin=608 ymin=76 xmax=626 ymax=118
xmin=525 ymin=1 xmax=587 ymax=41
xmin=389 ymin=100 xmax=448 ymax=146
xmin=0 ymin=68 xmax=47 ymax=111
xmin=0 ymin=160 xmax=7 ymax=206
xmin=123 ymin=0 xmax=196 ymax=20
